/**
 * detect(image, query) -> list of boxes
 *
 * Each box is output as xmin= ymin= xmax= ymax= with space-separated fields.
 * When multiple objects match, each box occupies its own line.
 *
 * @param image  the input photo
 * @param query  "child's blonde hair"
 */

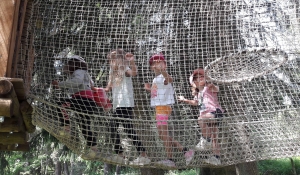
xmin=107 ymin=49 xmax=129 ymax=86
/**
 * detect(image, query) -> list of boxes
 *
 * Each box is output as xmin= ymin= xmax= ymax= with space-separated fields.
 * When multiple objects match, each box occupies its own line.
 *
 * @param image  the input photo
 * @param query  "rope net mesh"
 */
xmin=21 ymin=0 xmax=300 ymax=169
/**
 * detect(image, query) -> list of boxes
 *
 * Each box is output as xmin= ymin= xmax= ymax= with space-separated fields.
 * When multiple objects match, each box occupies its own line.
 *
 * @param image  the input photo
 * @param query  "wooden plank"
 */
xmin=0 ymin=117 xmax=20 ymax=132
xmin=0 ymin=132 xmax=27 ymax=144
xmin=0 ymin=143 xmax=30 ymax=151
xmin=5 ymin=0 xmax=21 ymax=77
xmin=0 ymin=79 xmax=13 ymax=96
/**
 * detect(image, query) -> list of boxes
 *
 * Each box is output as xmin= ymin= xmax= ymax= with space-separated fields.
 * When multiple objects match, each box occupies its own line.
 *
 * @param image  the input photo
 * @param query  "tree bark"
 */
xmin=290 ymin=158 xmax=297 ymax=175
xmin=55 ymin=161 xmax=62 ymax=175
xmin=63 ymin=162 xmax=70 ymax=175
xmin=103 ymin=163 xmax=113 ymax=175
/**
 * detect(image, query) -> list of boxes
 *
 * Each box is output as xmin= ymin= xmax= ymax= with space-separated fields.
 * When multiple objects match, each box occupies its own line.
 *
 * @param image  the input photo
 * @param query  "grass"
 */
xmin=258 ymin=157 xmax=300 ymax=175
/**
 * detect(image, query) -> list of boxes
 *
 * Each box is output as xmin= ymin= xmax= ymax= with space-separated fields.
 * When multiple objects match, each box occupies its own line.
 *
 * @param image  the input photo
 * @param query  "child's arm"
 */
xmin=161 ymin=70 xmax=173 ymax=84
xmin=125 ymin=53 xmax=137 ymax=77
xmin=207 ymin=83 xmax=219 ymax=92
xmin=177 ymin=96 xmax=198 ymax=106
xmin=104 ymin=81 xmax=112 ymax=92
xmin=144 ymin=83 xmax=151 ymax=92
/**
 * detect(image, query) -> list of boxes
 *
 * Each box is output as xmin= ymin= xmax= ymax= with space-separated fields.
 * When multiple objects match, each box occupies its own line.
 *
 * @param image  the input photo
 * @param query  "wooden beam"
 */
xmin=0 ymin=117 xmax=21 ymax=132
xmin=0 ymin=98 xmax=13 ymax=117
xmin=0 ymin=132 xmax=27 ymax=144
xmin=20 ymin=100 xmax=36 ymax=133
xmin=0 ymin=143 xmax=30 ymax=151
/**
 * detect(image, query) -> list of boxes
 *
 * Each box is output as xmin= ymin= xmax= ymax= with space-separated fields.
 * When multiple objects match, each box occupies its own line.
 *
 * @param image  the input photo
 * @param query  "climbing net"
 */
xmin=20 ymin=0 xmax=300 ymax=169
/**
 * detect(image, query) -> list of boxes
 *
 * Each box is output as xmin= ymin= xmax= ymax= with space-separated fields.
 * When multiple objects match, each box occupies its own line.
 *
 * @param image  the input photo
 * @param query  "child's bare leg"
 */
xmin=157 ymin=124 xmax=173 ymax=158
xmin=211 ymin=126 xmax=220 ymax=155
xmin=198 ymin=113 xmax=215 ymax=138
xmin=198 ymin=118 xmax=209 ymax=138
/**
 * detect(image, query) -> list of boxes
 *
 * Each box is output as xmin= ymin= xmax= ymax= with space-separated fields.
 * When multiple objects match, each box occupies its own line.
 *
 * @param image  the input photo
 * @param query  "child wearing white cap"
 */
xmin=52 ymin=55 xmax=111 ymax=159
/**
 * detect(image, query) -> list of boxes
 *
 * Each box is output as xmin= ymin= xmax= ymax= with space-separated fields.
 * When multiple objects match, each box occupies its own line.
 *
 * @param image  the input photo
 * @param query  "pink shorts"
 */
xmin=155 ymin=106 xmax=172 ymax=126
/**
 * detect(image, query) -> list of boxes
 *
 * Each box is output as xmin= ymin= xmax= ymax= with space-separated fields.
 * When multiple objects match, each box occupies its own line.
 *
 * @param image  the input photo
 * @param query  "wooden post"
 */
xmin=0 ymin=132 xmax=27 ymax=144
xmin=0 ymin=79 xmax=13 ymax=95
xmin=0 ymin=78 xmax=26 ymax=101
xmin=20 ymin=100 xmax=36 ymax=133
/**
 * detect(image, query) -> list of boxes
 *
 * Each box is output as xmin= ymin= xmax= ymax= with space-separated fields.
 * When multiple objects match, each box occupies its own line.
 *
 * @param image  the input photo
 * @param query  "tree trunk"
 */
xmin=103 ymin=163 xmax=113 ymax=175
xmin=290 ymin=158 xmax=297 ymax=175
xmin=55 ymin=161 xmax=62 ymax=175
xmin=63 ymin=162 xmax=69 ymax=175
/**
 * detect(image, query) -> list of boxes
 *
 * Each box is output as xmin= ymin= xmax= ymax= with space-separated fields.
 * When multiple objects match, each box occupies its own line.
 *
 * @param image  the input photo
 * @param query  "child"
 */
xmin=105 ymin=49 xmax=151 ymax=166
xmin=52 ymin=55 xmax=111 ymax=160
xmin=177 ymin=68 xmax=224 ymax=165
xmin=144 ymin=53 xmax=195 ymax=168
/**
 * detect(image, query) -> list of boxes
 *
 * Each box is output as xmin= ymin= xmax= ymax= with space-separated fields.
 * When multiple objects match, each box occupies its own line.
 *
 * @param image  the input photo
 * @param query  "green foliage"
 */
xmin=258 ymin=157 xmax=300 ymax=175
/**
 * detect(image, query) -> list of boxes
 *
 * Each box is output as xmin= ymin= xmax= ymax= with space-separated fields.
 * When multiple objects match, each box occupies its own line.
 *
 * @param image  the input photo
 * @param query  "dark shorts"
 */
xmin=210 ymin=108 xmax=224 ymax=126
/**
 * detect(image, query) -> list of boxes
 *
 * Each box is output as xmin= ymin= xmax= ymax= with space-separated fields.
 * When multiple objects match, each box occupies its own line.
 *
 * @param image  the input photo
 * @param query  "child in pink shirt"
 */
xmin=178 ymin=68 xmax=224 ymax=165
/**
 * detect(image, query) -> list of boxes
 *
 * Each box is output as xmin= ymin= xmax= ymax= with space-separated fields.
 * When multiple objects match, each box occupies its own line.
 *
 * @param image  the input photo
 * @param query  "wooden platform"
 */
xmin=0 ymin=78 xmax=35 ymax=151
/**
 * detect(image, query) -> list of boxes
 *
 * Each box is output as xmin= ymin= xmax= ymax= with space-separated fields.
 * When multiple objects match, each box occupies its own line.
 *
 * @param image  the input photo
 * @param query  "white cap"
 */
xmin=68 ymin=55 xmax=86 ymax=63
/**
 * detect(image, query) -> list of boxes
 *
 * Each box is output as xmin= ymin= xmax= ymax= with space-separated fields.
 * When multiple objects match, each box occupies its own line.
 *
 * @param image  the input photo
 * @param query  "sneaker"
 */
xmin=204 ymin=156 xmax=221 ymax=166
xmin=129 ymin=156 xmax=151 ymax=166
xmin=195 ymin=137 xmax=212 ymax=151
xmin=81 ymin=149 xmax=98 ymax=160
xmin=184 ymin=149 xmax=195 ymax=165
xmin=154 ymin=159 xmax=176 ymax=168
xmin=103 ymin=154 xmax=125 ymax=164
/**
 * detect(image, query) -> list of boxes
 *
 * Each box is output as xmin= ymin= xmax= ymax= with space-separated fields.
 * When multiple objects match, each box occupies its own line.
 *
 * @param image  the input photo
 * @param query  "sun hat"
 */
xmin=149 ymin=53 xmax=166 ymax=65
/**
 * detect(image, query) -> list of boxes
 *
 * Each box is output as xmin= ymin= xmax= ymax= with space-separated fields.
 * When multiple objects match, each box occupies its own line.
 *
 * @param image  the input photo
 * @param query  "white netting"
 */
xmin=19 ymin=0 xmax=300 ymax=169
xmin=204 ymin=48 xmax=289 ymax=84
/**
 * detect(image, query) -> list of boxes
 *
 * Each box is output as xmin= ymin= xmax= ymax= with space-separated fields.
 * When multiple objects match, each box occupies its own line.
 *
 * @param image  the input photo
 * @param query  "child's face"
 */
xmin=150 ymin=61 xmax=166 ymax=74
xmin=193 ymin=73 xmax=206 ymax=87
xmin=108 ymin=51 xmax=123 ymax=70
